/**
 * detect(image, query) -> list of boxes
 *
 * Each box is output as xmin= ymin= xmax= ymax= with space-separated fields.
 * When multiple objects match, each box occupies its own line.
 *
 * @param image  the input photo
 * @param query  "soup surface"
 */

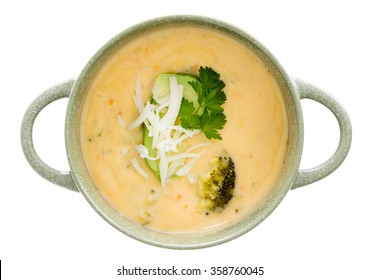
xmin=80 ymin=26 xmax=288 ymax=234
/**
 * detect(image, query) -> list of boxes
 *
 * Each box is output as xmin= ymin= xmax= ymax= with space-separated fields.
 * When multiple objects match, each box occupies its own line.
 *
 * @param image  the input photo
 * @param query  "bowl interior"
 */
xmin=65 ymin=15 xmax=303 ymax=249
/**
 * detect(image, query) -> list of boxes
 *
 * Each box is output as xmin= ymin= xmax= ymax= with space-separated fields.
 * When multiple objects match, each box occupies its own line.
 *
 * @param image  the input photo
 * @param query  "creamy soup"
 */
xmin=80 ymin=26 xmax=288 ymax=234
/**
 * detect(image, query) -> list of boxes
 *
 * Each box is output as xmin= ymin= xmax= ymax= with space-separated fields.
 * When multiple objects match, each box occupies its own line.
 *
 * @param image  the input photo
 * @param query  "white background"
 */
xmin=1 ymin=0 xmax=379 ymax=279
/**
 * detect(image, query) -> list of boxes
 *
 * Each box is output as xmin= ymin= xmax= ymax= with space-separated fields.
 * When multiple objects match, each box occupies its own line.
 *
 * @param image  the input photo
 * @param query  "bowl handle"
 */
xmin=291 ymin=78 xmax=352 ymax=189
xmin=21 ymin=80 xmax=79 ymax=192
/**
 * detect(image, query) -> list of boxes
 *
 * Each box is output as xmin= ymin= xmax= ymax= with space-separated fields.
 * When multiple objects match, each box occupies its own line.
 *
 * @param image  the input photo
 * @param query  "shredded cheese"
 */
xmin=158 ymin=148 xmax=168 ymax=186
xmin=118 ymin=115 xmax=126 ymax=128
xmin=167 ymin=153 xmax=201 ymax=163
xmin=127 ymin=73 xmax=210 ymax=186
xmin=131 ymin=158 xmax=148 ymax=179
xmin=157 ymin=76 xmax=183 ymax=131
xmin=187 ymin=173 xmax=197 ymax=184
xmin=135 ymin=144 xmax=159 ymax=160
xmin=133 ymin=68 xmax=154 ymax=113
xmin=121 ymin=146 xmax=129 ymax=156
xmin=176 ymin=151 xmax=205 ymax=177
xmin=185 ymin=141 xmax=212 ymax=152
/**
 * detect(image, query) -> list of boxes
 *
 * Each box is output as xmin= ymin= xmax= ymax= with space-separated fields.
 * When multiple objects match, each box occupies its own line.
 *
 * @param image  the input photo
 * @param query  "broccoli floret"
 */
xmin=198 ymin=155 xmax=236 ymax=211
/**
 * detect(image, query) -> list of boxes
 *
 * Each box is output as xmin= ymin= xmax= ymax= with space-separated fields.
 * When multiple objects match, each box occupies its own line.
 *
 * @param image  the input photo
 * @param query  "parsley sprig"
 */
xmin=179 ymin=67 xmax=227 ymax=140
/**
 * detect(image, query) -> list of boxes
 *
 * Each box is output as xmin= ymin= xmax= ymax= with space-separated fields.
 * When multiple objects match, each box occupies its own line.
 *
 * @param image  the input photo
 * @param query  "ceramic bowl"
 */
xmin=21 ymin=16 xmax=352 ymax=249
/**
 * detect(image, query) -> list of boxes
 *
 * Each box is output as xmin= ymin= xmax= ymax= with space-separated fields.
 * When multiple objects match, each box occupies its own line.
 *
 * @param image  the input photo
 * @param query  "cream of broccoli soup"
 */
xmin=80 ymin=26 xmax=288 ymax=233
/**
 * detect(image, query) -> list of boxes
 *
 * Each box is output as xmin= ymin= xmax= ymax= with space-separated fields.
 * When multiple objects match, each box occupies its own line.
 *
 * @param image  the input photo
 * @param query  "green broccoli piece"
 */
xmin=198 ymin=155 xmax=236 ymax=211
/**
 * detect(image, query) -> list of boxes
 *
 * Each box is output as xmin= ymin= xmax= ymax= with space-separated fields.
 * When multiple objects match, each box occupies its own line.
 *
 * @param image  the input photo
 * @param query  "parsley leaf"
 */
xmin=178 ymin=99 xmax=201 ymax=129
xmin=179 ymin=67 xmax=228 ymax=140
xmin=204 ymin=88 xmax=226 ymax=112
xmin=199 ymin=66 xmax=225 ymax=92
xmin=200 ymin=111 xmax=227 ymax=140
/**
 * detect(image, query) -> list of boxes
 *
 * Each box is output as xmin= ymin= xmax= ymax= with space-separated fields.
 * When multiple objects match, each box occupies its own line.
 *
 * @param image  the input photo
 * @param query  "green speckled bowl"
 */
xmin=21 ymin=16 xmax=352 ymax=249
